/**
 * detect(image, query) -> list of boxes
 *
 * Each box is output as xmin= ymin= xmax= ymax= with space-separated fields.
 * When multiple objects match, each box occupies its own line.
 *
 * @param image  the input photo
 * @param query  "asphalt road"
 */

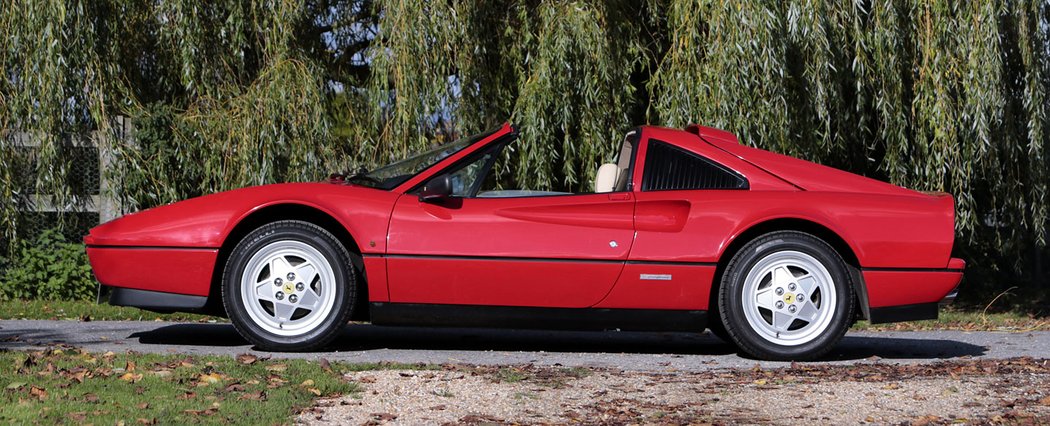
xmin=2 ymin=320 xmax=1047 ymax=371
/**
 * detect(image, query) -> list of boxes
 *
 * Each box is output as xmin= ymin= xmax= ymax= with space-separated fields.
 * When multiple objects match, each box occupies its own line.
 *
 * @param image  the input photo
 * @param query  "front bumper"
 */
xmin=86 ymin=246 xmax=218 ymax=297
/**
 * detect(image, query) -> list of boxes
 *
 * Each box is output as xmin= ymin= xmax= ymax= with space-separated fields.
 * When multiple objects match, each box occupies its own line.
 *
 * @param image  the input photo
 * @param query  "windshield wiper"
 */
xmin=340 ymin=166 xmax=382 ymax=186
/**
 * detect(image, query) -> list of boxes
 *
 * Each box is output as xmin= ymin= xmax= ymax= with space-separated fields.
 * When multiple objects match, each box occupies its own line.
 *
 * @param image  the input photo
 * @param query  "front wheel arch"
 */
xmin=205 ymin=204 xmax=368 ymax=320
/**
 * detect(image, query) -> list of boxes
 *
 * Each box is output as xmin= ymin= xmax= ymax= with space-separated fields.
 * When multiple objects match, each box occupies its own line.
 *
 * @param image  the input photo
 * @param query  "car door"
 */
xmin=384 ymin=139 xmax=636 ymax=308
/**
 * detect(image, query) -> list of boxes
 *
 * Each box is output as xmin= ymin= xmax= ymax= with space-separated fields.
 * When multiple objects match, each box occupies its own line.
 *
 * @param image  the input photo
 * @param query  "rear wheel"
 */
xmin=705 ymin=307 xmax=733 ymax=343
xmin=222 ymin=220 xmax=355 ymax=351
xmin=718 ymin=231 xmax=854 ymax=360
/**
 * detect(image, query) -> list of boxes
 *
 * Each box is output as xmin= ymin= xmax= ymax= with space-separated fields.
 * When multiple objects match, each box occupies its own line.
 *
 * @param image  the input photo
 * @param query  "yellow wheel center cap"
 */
xmin=783 ymin=293 xmax=795 ymax=304
xmin=283 ymin=283 xmax=294 ymax=294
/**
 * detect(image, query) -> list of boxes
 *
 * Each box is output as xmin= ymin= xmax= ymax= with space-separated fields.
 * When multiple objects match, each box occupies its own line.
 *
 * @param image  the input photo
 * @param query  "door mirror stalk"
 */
xmin=419 ymin=175 xmax=453 ymax=203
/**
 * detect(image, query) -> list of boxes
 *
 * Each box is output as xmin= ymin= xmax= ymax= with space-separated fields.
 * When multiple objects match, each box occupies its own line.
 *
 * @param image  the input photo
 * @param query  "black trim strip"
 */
xmin=108 ymin=287 xmax=209 ymax=313
xmin=862 ymin=267 xmax=964 ymax=273
xmin=370 ymin=302 xmax=707 ymax=332
xmin=626 ymin=260 xmax=717 ymax=267
xmin=87 ymin=245 xmax=219 ymax=251
xmin=383 ymin=254 xmax=618 ymax=264
xmin=868 ymin=302 xmax=939 ymax=324
xmin=368 ymin=253 xmax=717 ymax=267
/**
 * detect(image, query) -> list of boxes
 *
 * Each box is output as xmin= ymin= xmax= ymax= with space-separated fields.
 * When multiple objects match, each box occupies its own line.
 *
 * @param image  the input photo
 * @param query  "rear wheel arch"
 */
xmin=205 ymin=203 xmax=369 ymax=320
xmin=709 ymin=218 xmax=869 ymax=324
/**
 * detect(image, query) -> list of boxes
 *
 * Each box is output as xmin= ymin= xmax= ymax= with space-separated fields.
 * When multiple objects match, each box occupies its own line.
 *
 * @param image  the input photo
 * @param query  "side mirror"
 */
xmin=418 ymin=175 xmax=453 ymax=203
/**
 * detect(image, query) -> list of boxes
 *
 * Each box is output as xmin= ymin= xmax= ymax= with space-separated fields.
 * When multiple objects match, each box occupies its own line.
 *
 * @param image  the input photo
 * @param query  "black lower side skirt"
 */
xmin=370 ymin=303 xmax=708 ymax=332
xmin=868 ymin=302 xmax=939 ymax=324
xmin=108 ymin=287 xmax=209 ymax=314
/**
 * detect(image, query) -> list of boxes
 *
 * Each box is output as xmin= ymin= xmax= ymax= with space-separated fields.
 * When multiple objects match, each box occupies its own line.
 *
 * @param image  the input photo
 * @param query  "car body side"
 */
xmin=85 ymin=123 xmax=963 ymax=325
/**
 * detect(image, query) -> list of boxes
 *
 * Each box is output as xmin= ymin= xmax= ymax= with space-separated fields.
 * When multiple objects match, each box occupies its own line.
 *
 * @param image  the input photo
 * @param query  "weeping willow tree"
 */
xmin=2 ymin=0 xmax=1049 ymax=294
xmin=360 ymin=0 xmax=645 ymax=191
xmin=1 ymin=0 xmax=336 ymax=221
xmin=645 ymin=0 xmax=1050 ymax=293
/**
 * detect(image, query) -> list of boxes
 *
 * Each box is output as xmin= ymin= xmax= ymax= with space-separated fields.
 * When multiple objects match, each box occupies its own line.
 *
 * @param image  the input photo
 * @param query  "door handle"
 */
xmin=607 ymin=192 xmax=632 ymax=201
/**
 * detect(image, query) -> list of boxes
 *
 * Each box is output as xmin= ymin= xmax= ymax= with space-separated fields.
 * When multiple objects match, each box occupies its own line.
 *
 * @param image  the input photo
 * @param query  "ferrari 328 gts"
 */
xmin=85 ymin=123 xmax=964 ymax=360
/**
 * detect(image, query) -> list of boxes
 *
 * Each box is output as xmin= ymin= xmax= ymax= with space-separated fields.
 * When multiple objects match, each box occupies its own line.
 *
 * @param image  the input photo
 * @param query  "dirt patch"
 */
xmin=306 ymin=358 xmax=1050 ymax=425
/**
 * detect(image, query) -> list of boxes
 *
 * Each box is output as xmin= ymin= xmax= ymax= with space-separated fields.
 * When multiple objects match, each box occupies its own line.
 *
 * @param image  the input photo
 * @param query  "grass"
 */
xmin=0 ymin=299 xmax=221 ymax=322
xmin=852 ymin=306 xmax=1050 ymax=332
xmin=0 ymin=348 xmax=359 ymax=425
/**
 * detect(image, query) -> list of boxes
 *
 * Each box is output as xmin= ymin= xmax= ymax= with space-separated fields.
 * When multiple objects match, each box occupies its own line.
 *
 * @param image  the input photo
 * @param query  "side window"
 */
xmin=447 ymin=149 xmax=498 ymax=197
xmin=642 ymin=140 xmax=748 ymax=191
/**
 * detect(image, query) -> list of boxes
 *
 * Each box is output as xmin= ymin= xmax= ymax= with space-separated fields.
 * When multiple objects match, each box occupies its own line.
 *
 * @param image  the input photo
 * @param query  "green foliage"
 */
xmin=1 ymin=229 xmax=95 ymax=301
xmin=0 ymin=298 xmax=218 ymax=321
xmin=1 ymin=0 xmax=1049 ymax=295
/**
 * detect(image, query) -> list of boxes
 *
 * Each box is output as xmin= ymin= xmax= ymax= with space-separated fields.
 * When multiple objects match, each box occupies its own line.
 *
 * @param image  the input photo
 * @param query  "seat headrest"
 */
xmin=595 ymin=163 xmax=620 ymax=193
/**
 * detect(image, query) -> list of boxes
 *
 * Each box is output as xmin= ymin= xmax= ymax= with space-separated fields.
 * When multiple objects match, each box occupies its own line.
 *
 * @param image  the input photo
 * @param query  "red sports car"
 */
xmin=85 ymin=123 xmax=964 ymax=360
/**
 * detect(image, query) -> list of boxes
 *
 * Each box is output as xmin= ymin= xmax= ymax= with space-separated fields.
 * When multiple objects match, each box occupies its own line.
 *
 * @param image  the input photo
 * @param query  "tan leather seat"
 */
xmin=595 ymin=163 xmax=620 ymax=193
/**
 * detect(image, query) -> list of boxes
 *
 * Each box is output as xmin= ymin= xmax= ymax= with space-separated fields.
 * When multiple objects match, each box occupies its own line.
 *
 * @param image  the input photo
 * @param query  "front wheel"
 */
xmin=222 ymin=220 xmax=355 ymax=351
xmin=717 ymin=231 xmax=854 ymax=360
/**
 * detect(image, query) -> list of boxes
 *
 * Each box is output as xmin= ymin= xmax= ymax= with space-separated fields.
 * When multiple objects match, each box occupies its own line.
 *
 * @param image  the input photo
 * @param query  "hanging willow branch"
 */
xmin=1 ymin=0 xmax=1048 ymax=282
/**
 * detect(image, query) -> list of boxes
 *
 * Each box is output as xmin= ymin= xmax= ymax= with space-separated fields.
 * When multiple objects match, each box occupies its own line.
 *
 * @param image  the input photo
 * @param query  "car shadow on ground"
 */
xmin=821 ymin=335 xmax=987 ymax=361
xmin=121 ymin=323 xmax=987 ymax=360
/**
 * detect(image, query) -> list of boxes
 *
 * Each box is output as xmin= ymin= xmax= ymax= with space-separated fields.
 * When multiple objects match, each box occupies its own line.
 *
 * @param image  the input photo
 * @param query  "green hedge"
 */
xmin=0 ymin=229 xmax=96 ymax=301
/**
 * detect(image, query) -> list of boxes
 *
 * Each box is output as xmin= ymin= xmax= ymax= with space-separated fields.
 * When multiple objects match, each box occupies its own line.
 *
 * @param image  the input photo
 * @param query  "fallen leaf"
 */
xmin=83 ymin=393 xmax=99 ymax=403
xmin=224 ymin=383 xmax=245 ymax=392
xmin=359 ymin=376 xmax=377 ymax=384
xmin=29 ymin=386 xmax=47 ymax=401
xmin=136 ymin=418 xmax=156 ymax=425
xmin=308 ymin=388 xmax=322 ymax=396
xmin=319 ymin=358 xmax=332 ymax=373
xmin=125 ymin=360 xmax=137 ymax=372
xmin=372 ymin=413 xmax=397 ymax=421
xmin=1039 ymin=396 xmax=1050 ymax=406
xmin=238 ymin=391 xmax=266 ymax=401
xmin=911 ymin=415 xmax=941 ymax=426
xmin=300 ymin=379 xmax=315 ymax=387
xmin=119 ymin=373 xmax=143 ymax=383
xmin=197 ymin=372 xmax=223 ymax=386
xmin=67 ymin=412 xmax=87 ymax=422
xmin=267 ymin=375 xmax=288 ymax=388
xmin=183 ymin=408 xmax=218 ymax=416
xmin=265 ymin=364 xmax=287 ymax=372
xmin=235 ymin=354 xmax=257 ymax=365
xmin=5 ymin=382 xmax=26 ymax=390
xmin=753 ymin=379 xmax=767 ymax=386
xmin=136 ymin=402 xmax=150 ymax=410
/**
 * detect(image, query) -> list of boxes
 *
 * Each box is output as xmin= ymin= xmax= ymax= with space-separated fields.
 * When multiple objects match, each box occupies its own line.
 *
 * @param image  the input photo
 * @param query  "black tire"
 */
xmin=717 ymin=231 xmax=854 ymax=361
xmin=222 ymin=220 xmax=355 ymax=351
xmin=705 ymin=307 xmax=734 ymax=343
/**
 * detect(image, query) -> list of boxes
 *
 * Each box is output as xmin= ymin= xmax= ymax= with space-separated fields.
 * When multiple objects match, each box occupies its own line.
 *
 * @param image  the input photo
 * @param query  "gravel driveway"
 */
xmin=305 ymin=359 xmax=1050 ymax=425
xmin=4 ymin=320 xmax=1050 ymax=424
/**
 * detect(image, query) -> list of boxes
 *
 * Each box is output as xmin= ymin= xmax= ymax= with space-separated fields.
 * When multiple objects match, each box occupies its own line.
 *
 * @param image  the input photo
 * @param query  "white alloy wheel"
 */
xmin=741 ymin=250 xmax=837 ymax=346
xmin=240 ymin=240 xmax=337 ymax=336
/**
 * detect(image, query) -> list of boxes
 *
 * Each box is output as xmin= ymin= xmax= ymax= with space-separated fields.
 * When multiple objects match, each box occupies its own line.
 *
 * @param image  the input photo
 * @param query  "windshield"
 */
xmin=348 ymin=127 xmax=500 ymax=190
